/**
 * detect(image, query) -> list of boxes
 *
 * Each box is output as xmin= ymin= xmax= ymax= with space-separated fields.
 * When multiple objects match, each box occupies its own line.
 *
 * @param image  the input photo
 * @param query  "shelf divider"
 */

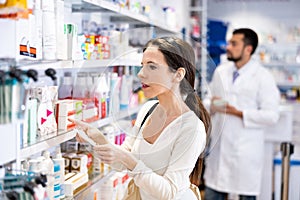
xmin=19 ymin=130 xmax=77 ymax=160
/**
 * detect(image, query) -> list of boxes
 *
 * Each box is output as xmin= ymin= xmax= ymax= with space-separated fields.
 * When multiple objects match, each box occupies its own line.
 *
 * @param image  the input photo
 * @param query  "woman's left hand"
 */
xmin=93 ymin=144 xmax=138 ymax=170
xmin=93 ymin=143 xmax=124 ymax=165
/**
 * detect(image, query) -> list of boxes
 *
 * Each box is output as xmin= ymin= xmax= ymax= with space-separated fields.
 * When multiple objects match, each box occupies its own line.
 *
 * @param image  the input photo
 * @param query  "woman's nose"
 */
xmin=137 ymin=67 xmax=144 ymax=79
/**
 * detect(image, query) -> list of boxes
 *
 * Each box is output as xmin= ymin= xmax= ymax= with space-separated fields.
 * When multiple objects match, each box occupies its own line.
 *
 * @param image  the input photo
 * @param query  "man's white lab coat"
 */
xmin=204 ymin=58 xmax=280 ymax=195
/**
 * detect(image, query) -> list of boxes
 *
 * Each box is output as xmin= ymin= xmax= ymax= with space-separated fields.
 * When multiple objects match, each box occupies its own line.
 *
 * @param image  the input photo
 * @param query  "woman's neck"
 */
xmin=157 ymin=92 xmax=190 ymax=117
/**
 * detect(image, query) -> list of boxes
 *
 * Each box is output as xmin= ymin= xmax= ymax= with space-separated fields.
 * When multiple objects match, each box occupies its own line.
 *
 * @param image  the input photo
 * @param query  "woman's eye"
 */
xmin=149 ymin=65 xmax=157 ymax=70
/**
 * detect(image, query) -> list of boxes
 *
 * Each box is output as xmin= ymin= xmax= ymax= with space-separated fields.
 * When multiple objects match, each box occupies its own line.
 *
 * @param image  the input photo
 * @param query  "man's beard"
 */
xmin=227 ymin=55 xmax=242 ymax=62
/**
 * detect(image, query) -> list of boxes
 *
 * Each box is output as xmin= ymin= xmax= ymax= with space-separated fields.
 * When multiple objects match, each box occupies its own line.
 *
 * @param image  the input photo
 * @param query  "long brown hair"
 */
xmin=143 ymin=37 xmax=211 ymax=186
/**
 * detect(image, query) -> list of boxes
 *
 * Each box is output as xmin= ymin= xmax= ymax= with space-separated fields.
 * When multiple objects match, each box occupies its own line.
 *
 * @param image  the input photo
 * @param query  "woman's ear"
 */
xmin=174 ymin=67 xmax=186 ymax=82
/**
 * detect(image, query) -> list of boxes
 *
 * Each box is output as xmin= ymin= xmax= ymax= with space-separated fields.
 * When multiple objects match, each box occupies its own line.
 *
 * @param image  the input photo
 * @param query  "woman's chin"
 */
xmin=143 ymin=91 xmax=155 ymax=99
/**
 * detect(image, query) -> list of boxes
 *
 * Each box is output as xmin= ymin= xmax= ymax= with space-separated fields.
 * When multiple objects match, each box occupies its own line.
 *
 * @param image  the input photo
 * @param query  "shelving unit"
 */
xmin=7 ymin=104 xmax=142 ymax=164
xmin=0 ymin=1 xmax=203 ymax=199
xmin=14 ymin=52 xmax=142 ymax=71
xmin=260 ymin=43 xmax=300 ymax=194
xmin=18 ymin=130 xmax=77 ymax=161
xmin=70 ymin=0 xmax=179 ymax=34
xmin=90 ymin=104 xmax=143 ymax=128
xmin=62 ymin=170 xmax=116 ymax=200
xmin=189 ymin=0 xmax=208 ymax=98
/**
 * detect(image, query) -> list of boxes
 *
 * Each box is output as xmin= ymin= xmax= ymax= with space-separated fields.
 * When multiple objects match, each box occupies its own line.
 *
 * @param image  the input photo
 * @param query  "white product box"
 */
xmin=57 ymin=115 xmax=76 ymax=131
xmin=70 ymin=154 xmax=88 ymax=173
xmin=56 ymin=100 xmax=83 ymax=131
xmin=56 ymin=99 xmax=83 ymax=117
xmin=99 ymin=175 xmax=119 ymax=200
xmin=0 ymin=18 xmax=39 ymax=60
xmin=64 ymin=173 xmax=89 ymax=196
xmin=82 ymin=107 xmax=98 ymax=121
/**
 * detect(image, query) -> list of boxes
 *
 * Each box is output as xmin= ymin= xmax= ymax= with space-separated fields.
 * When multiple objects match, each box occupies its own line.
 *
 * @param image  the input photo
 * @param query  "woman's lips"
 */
xmin=142 ymin=83 xmax=149 ymax=89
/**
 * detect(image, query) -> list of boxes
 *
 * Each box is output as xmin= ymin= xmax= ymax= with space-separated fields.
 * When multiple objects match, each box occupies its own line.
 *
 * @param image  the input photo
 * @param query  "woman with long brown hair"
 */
xmin=71 ymin=36 xmax=210 ymax=199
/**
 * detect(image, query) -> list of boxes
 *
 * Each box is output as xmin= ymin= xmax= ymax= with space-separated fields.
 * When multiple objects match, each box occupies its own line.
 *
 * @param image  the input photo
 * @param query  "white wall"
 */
xmin=207 ymin=0 xmax=300 ymax=43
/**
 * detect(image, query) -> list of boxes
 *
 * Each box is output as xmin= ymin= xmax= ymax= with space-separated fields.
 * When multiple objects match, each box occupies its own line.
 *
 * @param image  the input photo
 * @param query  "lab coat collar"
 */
xmin=231 ymin=58 xmax=258 ymax=77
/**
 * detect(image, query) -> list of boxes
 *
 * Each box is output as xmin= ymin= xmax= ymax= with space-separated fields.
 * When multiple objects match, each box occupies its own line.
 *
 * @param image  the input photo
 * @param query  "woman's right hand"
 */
xmin=68 ymin=118 xmax=108 ymax=145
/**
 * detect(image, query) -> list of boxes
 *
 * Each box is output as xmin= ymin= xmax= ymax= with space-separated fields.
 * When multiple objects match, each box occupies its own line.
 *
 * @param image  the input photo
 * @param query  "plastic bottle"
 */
xmin=110 ymin=72 xmax=120 ymax=115
xmin=125 ymin=67 xmax=133 ymax=108
xmin=94 ymin=74 xmax=108 ymax=119
xmin=73 ymin=72 xmax=88 ymax=99
xmin=53 ymin=163 xmax=61 ymax=199
xmin=42 ymin=151 xmax=54 ymax=199
xmin=86 ymin=74 xmax=94 ymax=99
xmin=106 ymin=72 xmax=111 ymax=116
xmin=120 ymin=74 xmax=129 ymax=110
xmin=52 ymin=147 xmax=65 ymax=199
xmin=58 ymin=72 xmax=73 ymax=99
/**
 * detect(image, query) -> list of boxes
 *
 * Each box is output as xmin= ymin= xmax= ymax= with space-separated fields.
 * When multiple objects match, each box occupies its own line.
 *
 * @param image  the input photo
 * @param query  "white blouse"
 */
xmin=118 ymin=100 xmax=206 ymax=200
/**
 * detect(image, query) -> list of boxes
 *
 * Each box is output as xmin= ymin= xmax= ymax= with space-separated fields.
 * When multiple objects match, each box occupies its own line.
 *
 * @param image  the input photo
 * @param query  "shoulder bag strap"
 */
xmin=139 ymin=102 xmax=159 ymax=132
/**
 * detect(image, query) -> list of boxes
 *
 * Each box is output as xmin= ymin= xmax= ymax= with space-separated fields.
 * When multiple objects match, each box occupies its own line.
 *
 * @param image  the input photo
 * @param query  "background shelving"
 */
xmin=68 ymin=0 xmax=180 ymax=34
xmin=0 ymin=0 xmax=207 ymax=199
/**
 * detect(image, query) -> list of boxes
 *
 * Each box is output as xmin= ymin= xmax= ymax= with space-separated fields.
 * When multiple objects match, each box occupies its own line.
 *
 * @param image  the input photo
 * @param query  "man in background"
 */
xmin=204 ymin=28 xmax=280 ymax=200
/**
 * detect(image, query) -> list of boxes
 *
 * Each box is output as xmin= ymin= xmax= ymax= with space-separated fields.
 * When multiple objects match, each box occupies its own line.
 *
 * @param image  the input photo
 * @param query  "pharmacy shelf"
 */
xmin=263 ymin=62 xmax=300 ymax=68
xmin=18 ymin=104 xmax=143 ymax=161
xmin=190 ymin=6 xmax=204 ymax=12
xmin=16 ymin=57 xmax=141 ymax=71
xmin=74 ymin=170 xmax=116 ymax=199
xmin=90 ymin=104 xmax=143 ymax=128
xmin=0 ymin=124 xmax=17 ymax=165
xmin=72 ymin=0 xmax=179 ymax=33
xmin=19 ymin=130 xmax=77 ymax=160
xmin=277 ymin=81 xmax=300 ymax=87
xmin=73 ymin=57 xmax=142 ymax=69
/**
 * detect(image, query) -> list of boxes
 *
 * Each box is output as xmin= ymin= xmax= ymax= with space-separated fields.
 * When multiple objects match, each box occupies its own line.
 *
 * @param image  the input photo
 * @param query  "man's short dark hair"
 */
xmin=233 ymin=28 xmax=258 ymax=55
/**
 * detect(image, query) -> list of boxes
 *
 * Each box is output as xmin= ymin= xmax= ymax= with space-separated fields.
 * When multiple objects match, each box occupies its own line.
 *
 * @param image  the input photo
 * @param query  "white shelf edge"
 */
xmin=73 ymin=58 xmax=141 ymax=69
xmin=190 ymin=6 xmax=204 ymax=12
xmin=263 ymin=62 xmax=300 ymax=67
xmin=18 ymin=60 xmax=73 ymax=70
xmin=90 ymin=117 xmax=113 ymax=128
xmin=17 ymin=57 xmax=142 ymax=70
xmin=277 ymin=81 xmax=300 ymax=87
xmin=72 ymin=170 xmax=116 ymax=199
xmin=83 ymin=0 xmax=179 ymax=33
xmin=90 ymin=104 xmax=143 ymax=128
xmin=18 ymin=105 xmax=143 ymax=160
xmin=20 ymin=130 xmax=77 ymax=159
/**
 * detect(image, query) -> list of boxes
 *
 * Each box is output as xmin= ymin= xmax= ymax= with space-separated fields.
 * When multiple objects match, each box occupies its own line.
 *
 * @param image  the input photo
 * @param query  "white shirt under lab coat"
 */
xmin=113 ymin=100 xmax=206 ymax=200
xmin=204 ymin=58 xmax=280 ymax=196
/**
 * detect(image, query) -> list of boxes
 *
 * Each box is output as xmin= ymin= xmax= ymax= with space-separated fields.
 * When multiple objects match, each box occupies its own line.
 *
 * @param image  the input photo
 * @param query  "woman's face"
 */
xmin=138 ymin=46 xmax=176 ymax=99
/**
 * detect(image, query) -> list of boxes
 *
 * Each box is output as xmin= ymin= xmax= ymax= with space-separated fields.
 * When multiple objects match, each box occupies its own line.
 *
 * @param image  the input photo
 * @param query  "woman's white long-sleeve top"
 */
xmin=116 ymin=100 xmax=206 ymax=200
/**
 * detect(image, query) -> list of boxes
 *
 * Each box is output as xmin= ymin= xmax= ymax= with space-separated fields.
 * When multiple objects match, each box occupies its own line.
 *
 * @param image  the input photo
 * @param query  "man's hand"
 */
xmin=211 ymin=97 xmax=243 ymax=118
xmin=224 ymin=104 xmax=243 ymax=118
xmin=211 ymin=96 xmax=227 ymax=114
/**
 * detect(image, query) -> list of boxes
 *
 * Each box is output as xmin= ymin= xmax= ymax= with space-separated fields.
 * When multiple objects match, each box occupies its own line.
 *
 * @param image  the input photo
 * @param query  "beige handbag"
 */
xmin=123 ymin=181 xmax=201 ymax=200
xmin=122 ymin=179 xmax=141 ymax=200
xmin=190 ymin=184 xmax=202 ymax=200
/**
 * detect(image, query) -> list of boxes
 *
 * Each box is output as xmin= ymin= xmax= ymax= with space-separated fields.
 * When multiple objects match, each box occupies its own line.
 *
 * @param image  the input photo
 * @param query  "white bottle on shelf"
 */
xmin=120 ymin=75 xmax=129 ymax=110
xmin=94 ymin=74 xmax=109 ymax=119
xmin=42 ymin=0 xmax=57 ymax=60
xmin=42 ymin=150 xmax=55 ymax=199
xmin=58 ymin=72 xmax=73 ymax=99
xmin=73 ymin=72 xmax=88 ymax=99
xmin=110 ymin=72 xmax=120 ymax=115
xmin=52 ymin=147 xmax=65 ymax=199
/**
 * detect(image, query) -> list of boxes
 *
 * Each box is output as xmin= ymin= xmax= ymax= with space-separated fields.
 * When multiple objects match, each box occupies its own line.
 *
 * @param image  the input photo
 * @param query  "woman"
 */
xmin=71 ymin=37 xmax=210 ymax=199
